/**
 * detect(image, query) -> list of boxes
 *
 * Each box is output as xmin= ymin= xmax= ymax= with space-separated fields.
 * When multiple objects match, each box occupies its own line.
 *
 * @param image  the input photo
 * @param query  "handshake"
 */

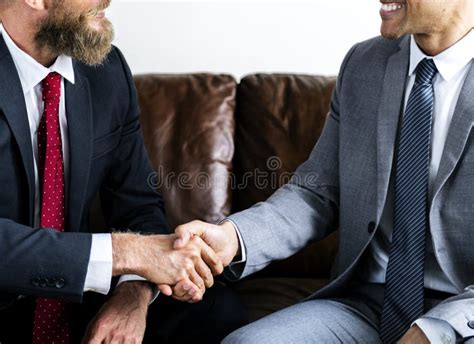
xmin=111 ymin=220 xmax=240 ymax=303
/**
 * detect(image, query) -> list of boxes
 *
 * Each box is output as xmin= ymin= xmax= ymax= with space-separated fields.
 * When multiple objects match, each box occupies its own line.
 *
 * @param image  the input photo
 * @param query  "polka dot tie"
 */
xmin=33 ymin=72 xmax=70 ymax=344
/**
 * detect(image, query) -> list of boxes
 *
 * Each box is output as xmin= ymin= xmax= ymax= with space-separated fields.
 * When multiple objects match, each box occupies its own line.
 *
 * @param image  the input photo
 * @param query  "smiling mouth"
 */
xmin=380 ymin=2 xmax=406 ymax=17
xmin=87 ymin=7 xmax=106 ymax=20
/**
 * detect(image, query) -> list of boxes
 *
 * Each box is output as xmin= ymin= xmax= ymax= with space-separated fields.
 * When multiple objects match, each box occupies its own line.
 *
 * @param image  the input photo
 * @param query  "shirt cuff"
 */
xmin=117 ymin=275 xmax=160 ymax=304
xmin=219 ymin=219 xmax=246 ymax=264
xmin=414 ymin=317 xmax=457 ymax=344
xmin=84 ymin=233 xmax=113 ymax=295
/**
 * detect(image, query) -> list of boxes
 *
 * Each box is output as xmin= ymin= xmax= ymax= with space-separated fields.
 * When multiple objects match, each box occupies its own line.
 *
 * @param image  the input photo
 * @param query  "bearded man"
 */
xmin=0 ymin=0 xmax=246 ymax=343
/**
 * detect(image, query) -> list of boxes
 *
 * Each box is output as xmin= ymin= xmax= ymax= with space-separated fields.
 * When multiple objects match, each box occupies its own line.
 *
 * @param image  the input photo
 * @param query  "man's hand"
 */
xmin=81 ymin=281 xmax=152 ymax=344
xmin=398 ymin=325 xmax=429 ymax=344
xmin=157 ymin=220 xmax=240 ymax=302
xmin=112 ymin=233 xmax=223 ymax=298
xmin=175 ymin=220 xmax=240 ymax=267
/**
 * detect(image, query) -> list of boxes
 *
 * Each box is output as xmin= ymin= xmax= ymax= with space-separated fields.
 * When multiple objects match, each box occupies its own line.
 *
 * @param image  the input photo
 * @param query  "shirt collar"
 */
xmin=409 ymin=29 xmax=474 ymax=82
xmin=0 ymin=23 xmax=75 ymax=95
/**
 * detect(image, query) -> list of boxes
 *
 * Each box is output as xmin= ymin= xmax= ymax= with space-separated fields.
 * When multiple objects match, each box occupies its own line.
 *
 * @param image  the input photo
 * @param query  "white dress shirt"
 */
xmin=0 ymin=24 xmax=147 ymax=295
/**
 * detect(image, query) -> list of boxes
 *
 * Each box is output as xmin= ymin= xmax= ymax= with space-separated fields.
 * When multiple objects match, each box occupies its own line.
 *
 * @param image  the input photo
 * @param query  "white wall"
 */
xmin=108 ymin=1 xmax=381 ymax=78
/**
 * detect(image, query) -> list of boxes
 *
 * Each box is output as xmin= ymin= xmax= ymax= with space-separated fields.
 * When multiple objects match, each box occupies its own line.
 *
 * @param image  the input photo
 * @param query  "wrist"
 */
xmin=114 ymin=281 xmax=154 ymax=305
xmin=111 ymin=233 xmax=142 ymax=276
xmin=220 ymin=221 xmax=240 ymax=262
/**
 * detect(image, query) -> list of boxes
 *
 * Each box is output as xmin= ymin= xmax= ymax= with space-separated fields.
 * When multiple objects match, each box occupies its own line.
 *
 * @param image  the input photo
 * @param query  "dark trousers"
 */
xmin=0 ymin=282 xmax=248 ymax=343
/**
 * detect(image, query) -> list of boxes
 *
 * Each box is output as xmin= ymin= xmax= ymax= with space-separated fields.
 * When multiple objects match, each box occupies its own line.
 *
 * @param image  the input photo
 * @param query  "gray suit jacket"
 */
xmin=228 ymin=35 xmax=474 ymax=338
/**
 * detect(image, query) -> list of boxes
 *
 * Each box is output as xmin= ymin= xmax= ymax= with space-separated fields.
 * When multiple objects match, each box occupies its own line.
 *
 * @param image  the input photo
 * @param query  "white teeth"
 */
xmin=381 ymin=3 xmax=405 ymax=12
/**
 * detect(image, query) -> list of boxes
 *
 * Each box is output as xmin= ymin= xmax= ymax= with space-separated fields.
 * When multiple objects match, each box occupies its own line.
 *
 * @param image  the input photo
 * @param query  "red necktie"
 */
xmin=33 ymin=72 xmax=70 ymax=344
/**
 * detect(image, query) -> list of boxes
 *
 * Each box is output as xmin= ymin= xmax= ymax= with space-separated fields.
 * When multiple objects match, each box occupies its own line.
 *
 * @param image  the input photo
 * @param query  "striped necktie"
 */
xmin=380 ymin=58 xmax=438 ymax=343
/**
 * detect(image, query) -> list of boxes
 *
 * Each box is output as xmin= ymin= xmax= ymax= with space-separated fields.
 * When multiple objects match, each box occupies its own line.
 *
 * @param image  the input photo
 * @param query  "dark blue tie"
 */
xmin=380 ymin=58 xmax=438 ymax=343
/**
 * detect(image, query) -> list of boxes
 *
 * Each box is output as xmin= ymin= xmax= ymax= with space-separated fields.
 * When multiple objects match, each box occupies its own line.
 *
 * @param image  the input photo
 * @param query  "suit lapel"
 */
xmin=0 ymin=34 xmax=35 ymax=225
xmin=65 ymin=68 xmax=93 ymax=232
xmin=376 ymin=37 xmax=411 ymax=222
xmin=431 ymin=62 xmax=474 ymax=201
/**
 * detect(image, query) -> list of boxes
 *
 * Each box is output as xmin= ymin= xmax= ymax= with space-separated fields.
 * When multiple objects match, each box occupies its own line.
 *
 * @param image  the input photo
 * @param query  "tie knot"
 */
xmin=415 ymin=58 xmax=438 ymax=85
xmin=42 ymin=72 xmax=62 ymax=100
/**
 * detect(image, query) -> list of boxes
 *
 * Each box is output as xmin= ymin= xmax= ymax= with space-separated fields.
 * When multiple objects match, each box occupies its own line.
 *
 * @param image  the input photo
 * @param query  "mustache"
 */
xmin=85 ymin=0 xmax=111 ymax=18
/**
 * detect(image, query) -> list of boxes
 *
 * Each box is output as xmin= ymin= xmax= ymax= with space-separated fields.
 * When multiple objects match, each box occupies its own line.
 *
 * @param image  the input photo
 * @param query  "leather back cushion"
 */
xmin=134 ymin=74 xmax=236 ymax=228
xmin=233 ymin=74 xmax=338 ymax=278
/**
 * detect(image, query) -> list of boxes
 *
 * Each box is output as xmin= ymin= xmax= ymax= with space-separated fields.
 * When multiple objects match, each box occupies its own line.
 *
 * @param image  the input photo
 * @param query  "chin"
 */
xmin=381 ymin=24 xmax=405 ymax=40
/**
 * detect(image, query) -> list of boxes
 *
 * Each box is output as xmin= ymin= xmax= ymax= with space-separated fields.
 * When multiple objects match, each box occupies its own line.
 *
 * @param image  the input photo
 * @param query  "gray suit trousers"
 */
xmin=223 ymin=280 xmax=444 ymax=344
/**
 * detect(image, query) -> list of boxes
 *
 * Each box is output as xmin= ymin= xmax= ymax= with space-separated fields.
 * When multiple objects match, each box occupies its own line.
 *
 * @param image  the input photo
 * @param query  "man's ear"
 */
xmin=23 ymin=0 xmax=46 ymax=11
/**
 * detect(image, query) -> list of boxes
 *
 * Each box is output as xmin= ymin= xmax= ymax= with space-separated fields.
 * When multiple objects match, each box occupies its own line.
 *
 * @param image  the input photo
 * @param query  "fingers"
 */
xmin=172 ymin=280 xmax=190 ymax=299
xmin=174 ymin=221 xmax=206 ymax=249
xmin=188 ymin=236 xmax=218 ymax=287
xmin=194 ymin=254 xmax=214 ymax=288
xmin=187 ymin=269 xmax=205 ymax=301
xmin=198 ymin=237 xmax=224 ymax=275
xmin=169 ymin=280 xmax=198 ymax=302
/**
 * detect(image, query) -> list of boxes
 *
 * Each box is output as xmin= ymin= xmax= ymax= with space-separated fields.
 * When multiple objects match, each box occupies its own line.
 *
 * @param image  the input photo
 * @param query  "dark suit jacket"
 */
xmin=0 ymin=34 xmax=168 ymax=306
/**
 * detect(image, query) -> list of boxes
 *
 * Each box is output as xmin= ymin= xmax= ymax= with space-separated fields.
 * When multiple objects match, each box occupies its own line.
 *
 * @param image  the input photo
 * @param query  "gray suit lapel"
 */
xmin=0 ymin=34 xmax=35 ymax=225
xmin=432 ymin=62 xmax=474 ymax=201
xmin=376 ymin=36 xmax=410 ymax=222
xmin=65 ymin=69 xmax=93 ymax=232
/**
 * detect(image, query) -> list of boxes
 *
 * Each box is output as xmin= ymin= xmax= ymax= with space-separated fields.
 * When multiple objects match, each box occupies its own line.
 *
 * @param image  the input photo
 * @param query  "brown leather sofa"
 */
xmin=134 ymin=73 xmax=338 ymax=321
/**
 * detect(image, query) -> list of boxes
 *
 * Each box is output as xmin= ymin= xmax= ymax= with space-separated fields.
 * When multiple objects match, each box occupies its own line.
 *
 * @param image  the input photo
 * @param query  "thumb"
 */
xmin=174 ymin=221 xmax=205 ymax=249
xmin=158 ymin=284 xmax=173 ymax=296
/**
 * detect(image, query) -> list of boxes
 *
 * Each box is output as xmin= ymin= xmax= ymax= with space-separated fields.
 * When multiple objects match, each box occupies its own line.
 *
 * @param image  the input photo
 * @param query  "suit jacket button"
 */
xmin=46 ymin=278 xmax=56 ymax=287
xmin=55 ymin=278 xmax=65 ymax=289
xmin=31 ymin=278 xmax=40 ymax=287
xmin=368 ymin=222 xmax=376 ymax=234
xmin=468 ymin=320 xmax=474 ymax=329
xmin=39 ymin=278 xmax=48 ymax=288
